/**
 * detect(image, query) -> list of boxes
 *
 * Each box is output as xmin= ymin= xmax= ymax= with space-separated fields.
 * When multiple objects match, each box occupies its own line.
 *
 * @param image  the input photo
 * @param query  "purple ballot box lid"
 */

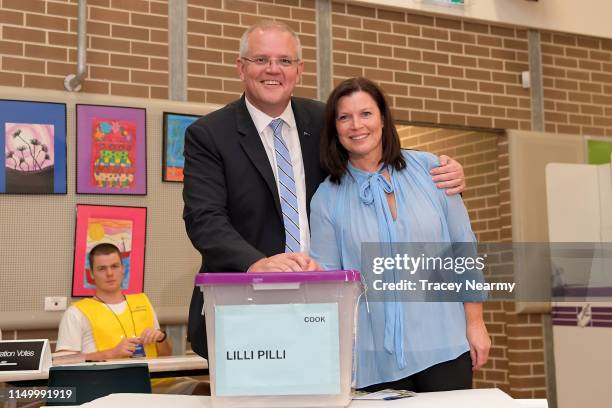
xmin=195 ymin=270 xmax=361 ymax=286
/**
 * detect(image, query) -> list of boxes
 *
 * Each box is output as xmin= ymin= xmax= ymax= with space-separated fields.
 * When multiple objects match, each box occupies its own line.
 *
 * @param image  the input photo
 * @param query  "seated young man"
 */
xmin=56 ymin=243 xmax=205 ymax=394
xmin=56 ymin=243 xmax=170 ymax=359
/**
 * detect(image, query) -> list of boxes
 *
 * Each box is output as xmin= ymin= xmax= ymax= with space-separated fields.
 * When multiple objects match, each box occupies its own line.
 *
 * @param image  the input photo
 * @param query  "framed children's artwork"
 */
xmin=72 ymin=204 xmax=147 ymax=297
xmin=76 ymin=104 xmax=147 ymax=195
xmin=162 ymin=112 xmax=200 ymax=182
xmin=0 ymin=99 xmax=67 ymax=194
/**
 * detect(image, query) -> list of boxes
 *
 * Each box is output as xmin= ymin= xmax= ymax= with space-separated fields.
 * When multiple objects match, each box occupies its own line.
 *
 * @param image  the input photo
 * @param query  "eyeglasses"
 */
xmin=241 ymin=56 xmax=300 ymax=67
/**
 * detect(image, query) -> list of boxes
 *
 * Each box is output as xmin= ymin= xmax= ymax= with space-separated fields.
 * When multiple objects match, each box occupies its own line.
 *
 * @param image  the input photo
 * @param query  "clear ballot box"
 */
xmin=196 ymin=270 xmax=362 ymax=408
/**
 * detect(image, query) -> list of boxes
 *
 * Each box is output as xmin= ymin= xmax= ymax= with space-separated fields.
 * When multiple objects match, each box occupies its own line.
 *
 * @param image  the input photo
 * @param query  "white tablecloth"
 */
xmin=45 ymin=388 xmax=547 ymax=408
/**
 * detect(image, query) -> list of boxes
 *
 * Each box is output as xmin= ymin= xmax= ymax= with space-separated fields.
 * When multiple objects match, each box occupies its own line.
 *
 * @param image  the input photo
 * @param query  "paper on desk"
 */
xmin=353 ymin=389 xmax=417 ymax=400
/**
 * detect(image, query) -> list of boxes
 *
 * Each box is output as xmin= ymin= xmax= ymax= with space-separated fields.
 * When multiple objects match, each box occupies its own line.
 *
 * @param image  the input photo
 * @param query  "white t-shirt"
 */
xmin=55 ymin=301 xmax=160 ymax=354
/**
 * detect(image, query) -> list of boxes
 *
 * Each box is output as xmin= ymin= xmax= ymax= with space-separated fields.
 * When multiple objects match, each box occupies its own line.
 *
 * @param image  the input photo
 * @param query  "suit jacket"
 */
xmin=182 ymin=95 xmax=326 ymax=357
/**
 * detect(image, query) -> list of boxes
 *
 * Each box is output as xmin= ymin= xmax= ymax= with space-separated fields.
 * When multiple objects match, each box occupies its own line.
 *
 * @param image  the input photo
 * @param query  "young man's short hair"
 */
xmin=88 ymin=243 xmax=121 ymax=270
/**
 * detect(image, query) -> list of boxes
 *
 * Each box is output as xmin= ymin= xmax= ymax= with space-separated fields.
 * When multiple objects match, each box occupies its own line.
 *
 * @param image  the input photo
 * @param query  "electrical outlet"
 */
xmin=45 ymin=296 xmax=67 ymax=311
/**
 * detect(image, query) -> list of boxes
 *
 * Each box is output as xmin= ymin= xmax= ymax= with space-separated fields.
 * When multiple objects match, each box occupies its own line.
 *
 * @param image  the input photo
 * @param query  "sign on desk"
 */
xmin=214 ymin=303 xmax=340 ymax=396
xmin=0 ymin=339 xmax=51 ymax=373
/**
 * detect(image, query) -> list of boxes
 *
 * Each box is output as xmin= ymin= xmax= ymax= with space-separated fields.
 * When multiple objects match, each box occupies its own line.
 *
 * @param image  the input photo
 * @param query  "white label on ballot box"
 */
xmin=215 ymin=303 xmax=340 ymax=396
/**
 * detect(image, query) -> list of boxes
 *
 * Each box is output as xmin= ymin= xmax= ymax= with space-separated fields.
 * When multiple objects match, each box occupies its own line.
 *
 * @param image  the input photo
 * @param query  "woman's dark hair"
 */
xmin=321 ymin=77 xmax=405 ymax=183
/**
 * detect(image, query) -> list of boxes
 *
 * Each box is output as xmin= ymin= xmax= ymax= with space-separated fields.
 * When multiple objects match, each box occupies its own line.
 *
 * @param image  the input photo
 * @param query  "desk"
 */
xmin=41 ymin=389 xmax=548 ymax=407
xmin=0 ymin=355 xmax=208 ymax=384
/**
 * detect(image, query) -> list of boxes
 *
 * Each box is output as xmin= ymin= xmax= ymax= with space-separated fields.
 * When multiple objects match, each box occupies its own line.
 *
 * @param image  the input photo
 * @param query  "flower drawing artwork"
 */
xmin=0 ymin=100 xmax=66 ymax=194
xmin=4 ymin=123 xmax=55 ymax=172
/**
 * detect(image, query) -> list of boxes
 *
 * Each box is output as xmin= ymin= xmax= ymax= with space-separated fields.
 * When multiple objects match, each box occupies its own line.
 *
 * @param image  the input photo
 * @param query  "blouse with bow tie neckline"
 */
xmin=310 ymin=150 xmax=476 ymax=389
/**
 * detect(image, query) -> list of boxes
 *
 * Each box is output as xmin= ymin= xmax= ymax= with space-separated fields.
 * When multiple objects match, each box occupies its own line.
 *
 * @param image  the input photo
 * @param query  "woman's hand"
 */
xmin=466 ymin=319 xmax=491 ymax=370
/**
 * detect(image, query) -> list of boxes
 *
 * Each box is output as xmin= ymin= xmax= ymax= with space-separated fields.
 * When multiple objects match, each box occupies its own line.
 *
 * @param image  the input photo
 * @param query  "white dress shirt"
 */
xmin=245 ymin=96 xmax=310 ymax=253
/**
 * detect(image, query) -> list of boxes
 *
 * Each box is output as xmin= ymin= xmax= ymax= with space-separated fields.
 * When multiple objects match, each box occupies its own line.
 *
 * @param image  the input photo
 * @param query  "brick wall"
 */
xmin=498 ymin=132 xmax=546 ymax=398
xmin=541 ymin=32 xmax=612 ymax=136
xmin=1 ymin=0 xmax=169 ymax=98
xmin=331 ymin=2 xmax=532 ymax=130
xmin=186 ymin=0 xmax=318 ymax=105
xmin=398 ymin=126 xmax=546 ymax=397
xmin=0 ymin=0 xmax=319 ymax=101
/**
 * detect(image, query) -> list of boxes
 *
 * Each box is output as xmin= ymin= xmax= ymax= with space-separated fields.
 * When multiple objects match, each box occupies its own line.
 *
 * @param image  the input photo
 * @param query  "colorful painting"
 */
xmin=76 ymin=104 xmax=147 ymax=195
xmin=163 ymin=112 xmax=199 ymax=182
xmin=0 ymin=100 xmax=66 ymax=194
xmin=73 ymin=204 xmax=147 ymax=297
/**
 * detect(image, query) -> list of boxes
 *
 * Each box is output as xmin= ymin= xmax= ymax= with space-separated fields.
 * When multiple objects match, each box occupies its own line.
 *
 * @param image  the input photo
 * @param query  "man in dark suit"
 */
xmin=183 ymin=21 xmax=466 ymax=358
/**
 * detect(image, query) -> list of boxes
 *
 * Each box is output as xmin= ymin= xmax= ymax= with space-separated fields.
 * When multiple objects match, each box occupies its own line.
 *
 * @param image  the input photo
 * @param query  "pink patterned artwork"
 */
xmin=76 ymin=104 xmax=146 ymax=195
xmin=4 ymin=123 xmax=55 ymax=192
xmin=90 ymin=119 xmax=137 ymax=189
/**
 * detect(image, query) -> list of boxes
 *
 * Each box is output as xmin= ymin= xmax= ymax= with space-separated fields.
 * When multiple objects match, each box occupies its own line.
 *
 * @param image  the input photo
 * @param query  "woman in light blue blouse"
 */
xmin=310 ymin=77 xmax=490 ymax=392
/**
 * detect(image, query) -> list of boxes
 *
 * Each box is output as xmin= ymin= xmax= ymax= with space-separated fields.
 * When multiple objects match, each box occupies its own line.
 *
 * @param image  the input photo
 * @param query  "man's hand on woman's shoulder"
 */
xmin=430 ymin=154 xmax=465 ymax=195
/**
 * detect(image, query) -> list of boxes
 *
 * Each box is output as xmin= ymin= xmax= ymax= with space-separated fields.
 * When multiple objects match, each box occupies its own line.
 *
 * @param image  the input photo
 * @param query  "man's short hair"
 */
xmin=239 ymin=20 xmax=302 ymax=60
xmin=88 ymin=243 xmax=121 ymax=270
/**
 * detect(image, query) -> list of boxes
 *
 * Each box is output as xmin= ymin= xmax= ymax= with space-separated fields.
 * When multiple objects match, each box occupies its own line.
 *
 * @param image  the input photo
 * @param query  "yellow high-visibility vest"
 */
xmin=74 ymin=293 xmax=158 ymax=358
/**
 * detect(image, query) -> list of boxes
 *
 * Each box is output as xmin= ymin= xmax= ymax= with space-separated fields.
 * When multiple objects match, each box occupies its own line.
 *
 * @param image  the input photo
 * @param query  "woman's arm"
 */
xmin=464 ymin=302 xmax=491 ymax=370
xmin=309 ymin=184 xmax=342 ymax=270
xmin=435 ymin=159 xmax=491 ymax=370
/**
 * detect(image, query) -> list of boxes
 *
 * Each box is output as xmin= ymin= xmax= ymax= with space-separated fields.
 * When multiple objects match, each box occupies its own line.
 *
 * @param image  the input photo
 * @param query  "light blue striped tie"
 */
xmin=269 ymin=118 xmax=301 ymax=253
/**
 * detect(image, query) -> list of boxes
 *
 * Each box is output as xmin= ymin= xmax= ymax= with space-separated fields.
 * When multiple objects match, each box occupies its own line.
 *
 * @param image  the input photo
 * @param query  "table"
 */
xmin=40 ymin=389 xmax=548 ymax=408
xmin=0 ymin=355 xmax=208 ymax=384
